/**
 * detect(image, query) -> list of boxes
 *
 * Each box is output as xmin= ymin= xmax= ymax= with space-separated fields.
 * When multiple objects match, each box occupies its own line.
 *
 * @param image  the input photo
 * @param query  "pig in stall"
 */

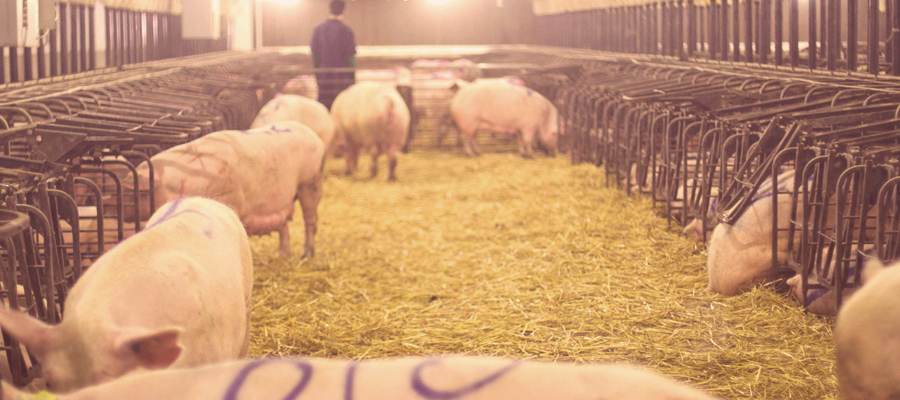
xmin=281 ymin=75 xmax=319 ymax=100
xmin=706 ymin=169 xmax=798 ymax=295
xmin=249 ymin=94 xmax=336 ymax=155
xmin=0 ymin=197 xmax=252 ymax=393
xmin=835 ymin=258 xmax=900 ymax=400
xmin=331 ymin=81 xmax=411 ymax=181
xmin=1 ymin=355 xmax=721 ymax=400
xmin=450 ymin=79 xmax=560 ymax=159
xmin=123 ymin=121 xmax=325 ymax=258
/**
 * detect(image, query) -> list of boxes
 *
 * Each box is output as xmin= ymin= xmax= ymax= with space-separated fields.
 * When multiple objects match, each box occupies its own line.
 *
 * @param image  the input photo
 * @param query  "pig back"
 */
xmin=332 ymin=82 xmax=411 ymax=147
xmin=451 ymin=81 xmax=546 ymax=133
xmin=249 ymin=95 xmax=336 ymax=151
xmin=64 ymin=197 xmax=252 ymax=370
xmin=150 ymin=122 xmax=324 ymax=224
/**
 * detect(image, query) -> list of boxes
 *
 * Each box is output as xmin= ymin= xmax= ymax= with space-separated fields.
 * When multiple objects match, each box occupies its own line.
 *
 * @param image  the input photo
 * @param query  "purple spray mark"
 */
xmin=343 ymin=362 xmax=359 ymax=400
xmin=806 ymin=262 xmax=865 ymax=306
xmin=142 ymin=198 xmax=215 ymax=238
xmin=223 ymin=359 xmax=313 ymax=400
xmin=411 ymin=358 xmax=519 ymax=400
xmin=526 ymin=88 xmax=534 ymax=97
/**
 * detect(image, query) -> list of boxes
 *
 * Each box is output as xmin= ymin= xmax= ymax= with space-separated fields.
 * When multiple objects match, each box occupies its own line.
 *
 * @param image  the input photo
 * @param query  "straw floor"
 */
xmin=247 ymin=149 xmax=837 ymax=400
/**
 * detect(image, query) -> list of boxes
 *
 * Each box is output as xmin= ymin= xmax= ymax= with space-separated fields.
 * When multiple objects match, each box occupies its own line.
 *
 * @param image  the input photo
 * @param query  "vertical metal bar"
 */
xmin=775 ymin=0 xmax=783 ymax=65
xmin=746 ymin=0 xmax=754 ymax=62
xmin=661 ymin=2 xmax=669 ymax=55
xmin=809 ymin=0 xmax=818 ymax=69
xmin=869 ymin=0 xmax=879 ymax=74
xmin=37 ymin=30 xmax=46 ymax=78
xmin=160 ymin=12 xmax=169 ymax=59
xmin=23 ymin=46 xmax=33 ymax=81
xmin=106 ymin=8 xmax=113 ymax=67
xmin=761 ymin=0 xmax=770 ymax=63
xmin=821 ymin=0 xmax=828 ymax=61
xmin=710 ymin=0 xmax=718 ymax=58
xmin=0 ymin=48 xmax=5 ymax=84
xmin=848 ymin=0 xmax=857 ymax=71
xmin=678 ymin=0 xmax=686 ymax=59
xmin=70 ymin=3 xmax=79 ymax=73
xmin=88 ymin=5 xmax=95 ymax=70
xmin=827 ymin=0 xmax=838 ymax=70
xmin=59 ymin=2 xmax=69 ymax=75
xmin=722 ymin=0 xmax=730 ymax=57
xmin=131 ymin=11 xmax=139 ymax=64
xmin=887 ymin=0 xmax=893 ymax=63
xmin=893 ymin=0 xmax=900 ymax=74
xmin=790 ymin=0 xmax=799 ymax=66
xmin=651 ymin=4 xmax=658 ymax=54
xmin=9 ymin=48 xmax=18 ymax=82
xmin=79 ymin=4 xmax=88 ymax=73
xmin=50 ymin=4 xmax=59 ymax=76
xmin=139 ymin=12 xmax=146 ymax=63
xmin=733 ymin=0 xmax=741 ymax=61
xmin=119 ymin=9 xmax=127 ymax=65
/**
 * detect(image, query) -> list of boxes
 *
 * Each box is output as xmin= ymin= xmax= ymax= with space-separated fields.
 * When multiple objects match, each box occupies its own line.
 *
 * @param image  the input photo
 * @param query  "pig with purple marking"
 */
xmin=0 ymin=197 xmax=252 ymax=393
xmin=331 ymin=81 xmax=411 ymax=181
xmin=785 ymin=247 xmax=876 ymax=315
xmin=124 ymin=121 xmax=325 ymax=258
xmin=706 ymin=170 xmax=798 ymax=295
xmin=836 ymin=258 xmax=900 ymax=400
xmin=0 ymin=355 xmax=720 ymax=400
xmin=450 ymin=79 xmax=560 ymax=158
xmin=250 ymin=94 xmax=336 ymax=155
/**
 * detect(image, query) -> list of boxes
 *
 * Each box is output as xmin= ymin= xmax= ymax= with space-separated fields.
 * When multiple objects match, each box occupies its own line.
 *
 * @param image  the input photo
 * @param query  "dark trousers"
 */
xmin=316 ymin=71 xmax=355 ymax=110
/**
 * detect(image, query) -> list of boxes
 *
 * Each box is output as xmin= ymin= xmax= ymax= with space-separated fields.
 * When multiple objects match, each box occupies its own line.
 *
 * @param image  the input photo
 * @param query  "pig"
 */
xmin=786 ymin=247 xmax=876 ymax=316
xmin=331 ymin=81 xmax=411 ymax=181
xmin=281 ymin=74 xmax=319 ymax=100
xmin=0 ymin=355 xmax=721 ymax=400
xmin=835 ymin=258 xmax=900 ymax=400
xmin=250 ymin=94 xmax=337 ymax=153
xmin=450 ymin=79 xmax=560 ymax=158
xmin=706 ymin=170 xmax=798 ymax=295
xmin=124 ymin=121 xmax=325 ymax=258
xmin=0 ymin=197 xmax=252 ymax=393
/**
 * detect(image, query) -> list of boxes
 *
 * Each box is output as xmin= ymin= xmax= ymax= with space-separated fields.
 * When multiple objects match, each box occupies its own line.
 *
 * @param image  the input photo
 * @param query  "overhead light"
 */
xmin=426 ymin=0 xmax=452 ymax=4
xmin=263 ymin=0 xmax=299 ymax=4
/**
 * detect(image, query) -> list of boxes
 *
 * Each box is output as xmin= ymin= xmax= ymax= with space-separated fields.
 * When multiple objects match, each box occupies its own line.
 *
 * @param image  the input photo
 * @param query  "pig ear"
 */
xmin=114 ymin=327 xmax=183 ymax=370
xmin=0 ymin=306 xmax=57 ymax=358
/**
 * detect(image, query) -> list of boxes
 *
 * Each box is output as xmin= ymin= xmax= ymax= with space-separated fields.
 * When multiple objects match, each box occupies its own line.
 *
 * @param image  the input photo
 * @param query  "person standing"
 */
xmin=310 ymin=0 xmax=357 ymax=110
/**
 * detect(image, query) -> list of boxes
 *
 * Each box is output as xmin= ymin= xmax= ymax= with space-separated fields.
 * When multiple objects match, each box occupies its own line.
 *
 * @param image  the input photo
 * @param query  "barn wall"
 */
xmin=260 ymin=0 xmax=537 ymax=47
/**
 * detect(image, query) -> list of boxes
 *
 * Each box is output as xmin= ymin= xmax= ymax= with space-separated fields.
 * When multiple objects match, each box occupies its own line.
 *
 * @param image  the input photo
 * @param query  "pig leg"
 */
xmin=344 ymin=142 xmax=360 ymax=176
xmin=518 ymin=129 xmax=535 ymax=159
xmin=277 ymin=221 xmax=291 ymax=258
xmin=296 ymin=174 xmax=323 ymax=258
xmin=386 ymin=145 xmax=401 ymax=182
xmin=370 ymin=151 xmax=380 ymax=178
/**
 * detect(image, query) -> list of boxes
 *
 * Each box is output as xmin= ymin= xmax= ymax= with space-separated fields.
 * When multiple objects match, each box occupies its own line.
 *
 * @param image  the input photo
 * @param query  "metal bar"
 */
xmin=746 ymin=0 xmax=754 ymax=62
xmin=827 ymin=0 xmax=839 ymax=70
xmin=810 ymin=0 xmax=818 ymax=69
xmin=679 ymin=0 xmax=686 ymax=59
xmin=9 ymin=48 xmax=18 ymax=82
xmin=60 ymin=2 xmax=69 ymax=75
xmin=790 ymin=0 xmax=799 ymax=67
xmin=775 ymin=0 xmax=783 ymax=65
xmin=869 ymin=0 xmax=879 ymax=74
xmin=0 ymin=47 xmax=5 ymax=84
xmin=70 ymin=3 xmax=79 ymax=73
xmin=894 ymin=0 xmax=900 ymax=75
xmin=733 ymin=0 xmax=741 ymax=61
xmin=88 ymin=5 xmax=95 ymax=70
xmin=888 ymin=0 xmax=894 ymax=63
xmin=23 ymin=47 xmax=33 ymax=81
xmin=710 ymin=0 xmax=718 ymax=59
xmin=105 ymin=8 xmax=113 ymax=67
xmin=79 ymin=4 xmax=88 ymax=73
xmin=821 ymin=0 xmax=828 ymax=61
xmin=651 ymin=3 xmax=659 ymax=54
xmin=762 ymin=0 xmax=771 ymax=63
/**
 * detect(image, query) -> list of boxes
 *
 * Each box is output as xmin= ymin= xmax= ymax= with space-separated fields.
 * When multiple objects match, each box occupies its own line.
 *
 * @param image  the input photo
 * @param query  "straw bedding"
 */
xmin=247 ymin=149 xmax=836 ymax=400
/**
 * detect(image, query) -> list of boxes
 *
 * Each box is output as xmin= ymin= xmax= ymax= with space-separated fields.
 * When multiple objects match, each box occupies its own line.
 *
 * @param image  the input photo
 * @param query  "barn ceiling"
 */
xmin=533 ymin=0 xmax=709 ymax=15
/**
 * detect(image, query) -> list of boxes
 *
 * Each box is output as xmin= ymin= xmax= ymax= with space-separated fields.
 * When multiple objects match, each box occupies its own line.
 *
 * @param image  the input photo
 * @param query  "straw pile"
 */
xmin=247 ymin=150 xmax=837 ymax=400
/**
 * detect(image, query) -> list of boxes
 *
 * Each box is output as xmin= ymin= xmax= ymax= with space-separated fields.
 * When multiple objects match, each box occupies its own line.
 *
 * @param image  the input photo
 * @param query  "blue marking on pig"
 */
xmin=527 ymin=88 xmax=534 ymax=97
xmin=142 ymin=199 xmax=214 ymax=238
xmin=222 ymin=359 xmax=313 ymax=400
xmin=273 ymin=101 xmax=281 ymax=111
xmin=344 ymin=362 xmax=359 ymax=400
xmin=410 ymin=358 xmax=519 ymax=399
xmin=806 ymin=263 xmax=862 ymax=307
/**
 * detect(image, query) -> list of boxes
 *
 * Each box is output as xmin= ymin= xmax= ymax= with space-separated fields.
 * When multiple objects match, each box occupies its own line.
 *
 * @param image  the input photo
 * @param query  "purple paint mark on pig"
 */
xmin=223 ymin=359 xmax=313 ymax=400
xmin=411 ymin=358 xmax=519 ymax=399
xmin=344 ymin=362 xmax=359 ymax=400
xmin=142 ymin=199 xmax=214 ymax=238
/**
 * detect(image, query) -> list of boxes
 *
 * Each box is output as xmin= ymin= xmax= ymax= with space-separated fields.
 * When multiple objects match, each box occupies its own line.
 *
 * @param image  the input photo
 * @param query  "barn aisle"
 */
xmin=247 ymin=151 xmax=836 ymax=399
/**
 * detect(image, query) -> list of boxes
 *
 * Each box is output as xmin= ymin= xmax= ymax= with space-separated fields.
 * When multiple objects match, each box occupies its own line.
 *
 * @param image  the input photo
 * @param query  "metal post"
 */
xmin=869 ymin=0 xmax=879 ymax=74
xmin=790 ymin=0 xmax=799 ymax=66
xmin=809 ymin=0 xmax=818 ymax=69
xmin=733 ymin=0 xmax=741 ymax=61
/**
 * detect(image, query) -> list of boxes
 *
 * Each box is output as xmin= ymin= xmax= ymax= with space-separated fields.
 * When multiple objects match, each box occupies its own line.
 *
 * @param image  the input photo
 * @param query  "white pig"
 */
xmin=785 ymin=247 xmax=875 ymax=315
xmin=706 ymin=170 xmax=797 ymax=295
xmin=450 ymin=79 xmax=559 ymax=158
xmin=0 ymin=355 xmax=720 ymax=400
xmin=125 ymin=121 xmax=325 ymax=258
xmin=281 ymin=74 xmax=319 ymax=100
xmin=250 ymin=94 xmax=336 ymax=153
xmin=835 ymin=258 xmax=900 ymax=400
xmin=0 ymin=197 xmax=252 ymax=393
xmin=331 ymin=81 xmax=411 ymax=181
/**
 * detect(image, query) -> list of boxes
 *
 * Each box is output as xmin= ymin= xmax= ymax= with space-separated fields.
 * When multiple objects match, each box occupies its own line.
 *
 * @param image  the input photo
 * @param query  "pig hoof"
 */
xmin=301 ymin=248 xmax=315 ymax=258
xmin=343 ymin=170 xmax=352 ymax=176
xmin=388 ymin=176 xmax=398 ymax=182
xmin=521 ymin=154 xmax=535 ymax=159
xmin=279 ymin=249 xmax=291 ymax=258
